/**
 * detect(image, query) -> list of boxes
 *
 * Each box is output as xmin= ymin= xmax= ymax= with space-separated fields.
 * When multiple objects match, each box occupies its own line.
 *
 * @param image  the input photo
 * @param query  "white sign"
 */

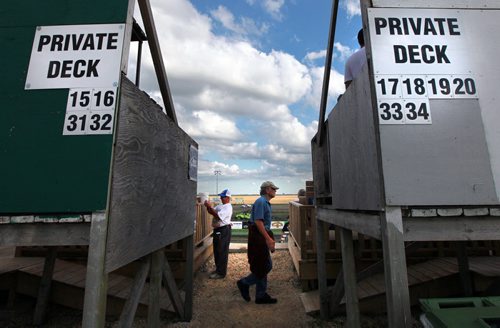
xmin=368 ymin=8 xmax=479 ymax=125
xmin=368 ymin=9 xmax=471 ymax=75
xmin=232 ymin=222 xmax=243 ymax=229
xmin=25 ymin=24 xmax=125 ymax=90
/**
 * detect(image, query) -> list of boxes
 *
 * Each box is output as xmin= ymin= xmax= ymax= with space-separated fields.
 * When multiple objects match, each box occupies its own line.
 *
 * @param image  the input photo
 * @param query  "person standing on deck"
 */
xmin=344 ymin=28 xmax=366 ymax=89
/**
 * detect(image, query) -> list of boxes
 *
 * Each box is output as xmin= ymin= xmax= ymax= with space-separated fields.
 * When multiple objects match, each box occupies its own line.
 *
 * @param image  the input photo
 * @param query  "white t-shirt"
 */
xmin=344 ymin=47 xmax=366 ymax=83
xmin=214 ymin=203 xmax=232 ymax=227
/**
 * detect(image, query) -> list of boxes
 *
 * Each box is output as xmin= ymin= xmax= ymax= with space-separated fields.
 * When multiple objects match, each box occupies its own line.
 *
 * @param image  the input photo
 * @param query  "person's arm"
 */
xmin=204 ymin=201 xmax=222 ymax=227
xmin=254 ymin=219 xmax=275 ymax=253
xmin=204 ymin=201 xmax=220 ymax=219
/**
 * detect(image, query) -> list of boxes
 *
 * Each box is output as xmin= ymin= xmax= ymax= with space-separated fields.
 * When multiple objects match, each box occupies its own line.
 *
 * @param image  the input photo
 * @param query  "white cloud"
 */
xmin=334 ymin=42 xmax=354 ymax=62
xmin=263 ymin=0 xmax=285 ymax=20
xmin=130 ymin=0 xmax=322 ymax=193
xmin=343 ymin=0 xmax=361 ymax=19
xmin=304 ymin=50 xmax=326 ymax=62
xmin=210 ymin=5 xmax=269 ymax=36
xmin=180 ymin=110 xmax=242 ymax=141
xmin=303 ymin=66 xmax=345 ymax=111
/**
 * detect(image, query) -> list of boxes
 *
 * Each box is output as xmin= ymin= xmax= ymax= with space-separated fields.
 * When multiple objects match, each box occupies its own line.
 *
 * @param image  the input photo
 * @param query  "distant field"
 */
xmin=205 ymin=194 xmax=295 ymax=221
xmin=208 ymin=194 xmax=297 ymax=205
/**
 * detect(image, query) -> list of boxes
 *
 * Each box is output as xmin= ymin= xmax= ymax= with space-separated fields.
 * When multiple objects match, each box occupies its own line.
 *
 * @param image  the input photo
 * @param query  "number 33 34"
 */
xmin=378 ymin=99 xmax=431 ymax=125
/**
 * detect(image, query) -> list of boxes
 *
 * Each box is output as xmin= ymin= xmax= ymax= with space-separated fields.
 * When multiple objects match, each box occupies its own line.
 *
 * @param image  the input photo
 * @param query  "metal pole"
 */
xmin=317 ymin=0 xmax=340 ymax=146
xmin=214 ymin=170 xmax=221 ymax=194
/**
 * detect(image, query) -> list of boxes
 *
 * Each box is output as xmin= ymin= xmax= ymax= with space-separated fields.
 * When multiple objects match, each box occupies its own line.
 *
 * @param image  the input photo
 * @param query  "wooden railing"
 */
xmin=288 ymin=201 xmax=340 ymax=260
xmin=194 ymin=204 xmax=212 ymax=246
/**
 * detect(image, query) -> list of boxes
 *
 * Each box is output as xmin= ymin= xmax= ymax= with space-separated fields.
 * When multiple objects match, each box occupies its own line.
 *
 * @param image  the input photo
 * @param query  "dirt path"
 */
xmin=168 ymin=250 xmax=328 ymax=328
xmin=0 ymin=246 xmax=427 ymax=327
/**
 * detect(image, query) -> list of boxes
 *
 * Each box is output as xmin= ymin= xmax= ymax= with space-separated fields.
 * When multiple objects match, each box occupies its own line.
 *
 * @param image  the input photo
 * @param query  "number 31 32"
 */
xmin=63 ymin=112 xmax=114 ymax=135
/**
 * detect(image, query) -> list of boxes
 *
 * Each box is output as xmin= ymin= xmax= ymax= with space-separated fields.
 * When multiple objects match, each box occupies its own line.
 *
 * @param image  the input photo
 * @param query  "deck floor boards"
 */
xmin=301 ymin=256 xmax=500 ymax=314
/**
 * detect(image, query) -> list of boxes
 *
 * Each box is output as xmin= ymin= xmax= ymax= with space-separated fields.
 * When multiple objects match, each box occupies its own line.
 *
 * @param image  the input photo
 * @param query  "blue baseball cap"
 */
xmin=218 ymin=189 xmax=231 ymax=198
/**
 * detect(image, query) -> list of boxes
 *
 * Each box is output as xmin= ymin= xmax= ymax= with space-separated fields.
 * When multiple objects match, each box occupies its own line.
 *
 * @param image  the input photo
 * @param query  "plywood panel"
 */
xmin=0 ymin=0 xmax=131 ymax=214
xmin=105 ymin=77 xmax=197 ymax=272
xmin=380 ymin=100 xmax=497 ymax=205
xmin=327 ymin=65 xmax=383 ymax=211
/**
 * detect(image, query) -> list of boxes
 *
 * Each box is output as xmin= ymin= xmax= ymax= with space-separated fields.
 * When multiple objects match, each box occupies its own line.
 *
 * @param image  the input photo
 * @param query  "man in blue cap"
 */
xmin=204 ymin=189 xmax=233 ymax=279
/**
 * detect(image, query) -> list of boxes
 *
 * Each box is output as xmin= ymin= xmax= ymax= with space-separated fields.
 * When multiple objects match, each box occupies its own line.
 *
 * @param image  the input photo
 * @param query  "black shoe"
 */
xmin=237 ymin=280 xmax=250 ymax=302
xmin=255 ymin=293 xmax=277 ymax=304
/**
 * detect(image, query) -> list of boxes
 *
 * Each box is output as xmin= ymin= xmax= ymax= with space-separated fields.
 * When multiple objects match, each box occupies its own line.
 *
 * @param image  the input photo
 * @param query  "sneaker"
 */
xmin=209 ymin=272 xmax=224 ymax=279
xmin=236 ymin=280 xmax=250 ymax=302
xmin=255 ymin=293 xmax=277 ymax=304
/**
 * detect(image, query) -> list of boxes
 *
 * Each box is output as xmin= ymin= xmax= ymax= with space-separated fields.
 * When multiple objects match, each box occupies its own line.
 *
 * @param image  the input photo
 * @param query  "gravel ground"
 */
xmin=0 ymin=249 xmax=424 ymax=327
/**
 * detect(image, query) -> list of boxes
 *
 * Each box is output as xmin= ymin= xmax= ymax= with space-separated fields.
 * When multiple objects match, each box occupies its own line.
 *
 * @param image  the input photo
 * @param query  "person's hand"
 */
xmin=204 ymin=200 xmax=210 ymax=208
xmin=266 ymin=238 xmax=276 ymax=253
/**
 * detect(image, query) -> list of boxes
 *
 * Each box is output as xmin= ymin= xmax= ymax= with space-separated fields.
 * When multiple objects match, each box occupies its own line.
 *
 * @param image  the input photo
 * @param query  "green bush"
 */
xmin=235 ymin=212 xmax=250 ymax=221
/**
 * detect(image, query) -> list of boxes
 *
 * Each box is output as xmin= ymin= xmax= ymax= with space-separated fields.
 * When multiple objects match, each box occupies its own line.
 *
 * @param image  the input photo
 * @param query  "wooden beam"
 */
xmin=456 ymin=242 xmax=473 ymax=296
xmin=33 ymin=247 xmax=57 ymax=326
xmin=0 ymin=224 xmax=90 ymax=246
xmin=403 ymin=216 xmax=500 ymax=241
xmin=315 ymin=219 xmax=329 ymax=319
xmin=82 ymin=213 xmax=109 ymax=328
xmin=183 ymin=234 xmax=194 ymax=321
xmin=380 ymin=207 xmax=411 ymax=328
xmin=328 ymin=268 xmax=344 ymax=316
xmin=118 ymin=257 xmax=151 ymax=328
xmin=327 ymin=241 xmax=422 ymax=317
xmin=137 ymin=0 xmax=177 ymax=123
xmin=162 ymin=255 xmax=184 ymax=317
xmin=148 ymin=250 xmax=163 ymax=328
xmin=317 ymin=207 xmax=500 ymax=242
xmin=340 ymin=228 xmax=360 ymax=328
xmin=317 ymin=207 xmax=381 ymax=239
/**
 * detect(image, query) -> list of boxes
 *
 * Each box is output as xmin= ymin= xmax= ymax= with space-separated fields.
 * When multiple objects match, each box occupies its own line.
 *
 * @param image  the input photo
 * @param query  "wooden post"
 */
xmin=148 ymin=250 xmax=164 ymax=328
xmin=137 ymin=0 xmax=177 ymax=123
xmin=33 ymin=247 xmax=57 ymax=325
xmin=162 ymin=255 xmax=184 ymax=317
xmin=328 ymin=268 xmax=344 ymax=316
xmin=82 ymin=213 xmax=109 ymax=328
xmin=315 ymin=218 xmax=329 ymax=319
xmin=340 ymin=228 xmax=360 ymax=328
xmin=380 ymin=207 xmax=411 ymax=328
xmin=183 ymin=234 xmax=194 ymax=321
xmin=118 ymin=256 xmax=151 ymax=328
xmin=456 ymin=241 xmax=473 ymax=296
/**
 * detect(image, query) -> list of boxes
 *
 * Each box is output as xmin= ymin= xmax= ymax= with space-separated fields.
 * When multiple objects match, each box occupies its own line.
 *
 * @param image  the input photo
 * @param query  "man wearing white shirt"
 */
xmin=344 ymin=29 xmax=366 ymax=89
xmin=204 ymin=189 xmax=233 ymax=279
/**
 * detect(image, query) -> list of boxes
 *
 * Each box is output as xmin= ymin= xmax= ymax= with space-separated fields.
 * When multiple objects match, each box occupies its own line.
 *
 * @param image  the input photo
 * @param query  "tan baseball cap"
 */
xmin=260 ymin=181 xmax=279 ymax=190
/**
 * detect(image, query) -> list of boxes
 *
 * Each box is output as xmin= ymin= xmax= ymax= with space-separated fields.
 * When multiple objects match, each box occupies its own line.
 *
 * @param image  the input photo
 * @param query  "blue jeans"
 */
xmin=241 ymin=257 xmax=272 ymax=299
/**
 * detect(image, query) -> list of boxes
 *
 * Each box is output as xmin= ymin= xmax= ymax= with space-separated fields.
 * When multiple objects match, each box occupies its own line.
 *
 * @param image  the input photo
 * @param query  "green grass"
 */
xmin=232 ymin=203 xmax=289 ymax=221
xmin=231 ymin=229 xmax=282 ymax=237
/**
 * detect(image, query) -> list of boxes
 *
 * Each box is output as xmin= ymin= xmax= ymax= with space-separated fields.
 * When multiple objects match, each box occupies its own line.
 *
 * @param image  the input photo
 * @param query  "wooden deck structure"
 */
xmin=288 ymin=201 xmax=500 ymax=291
xmin=0 ymin=1 xmax=201 ymax=327
xmin=312 ymin=1 xmax=500 ymax=327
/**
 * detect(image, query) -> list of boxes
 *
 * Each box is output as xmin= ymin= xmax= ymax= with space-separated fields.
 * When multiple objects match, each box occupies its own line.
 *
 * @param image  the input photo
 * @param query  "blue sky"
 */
xmin=130 ymin=0 xmax=362 ymax=195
